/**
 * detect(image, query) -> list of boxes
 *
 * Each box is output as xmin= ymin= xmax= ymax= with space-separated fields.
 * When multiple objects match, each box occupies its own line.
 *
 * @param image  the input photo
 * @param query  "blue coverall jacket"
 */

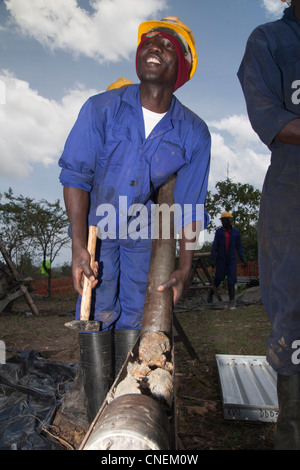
xmin=59 ymin=84 xmax=211 ymax=330
xmin=210 ymin=227 xmax=245 ymax=286
xmin=238 ymin=6 xmax=300 ymax=375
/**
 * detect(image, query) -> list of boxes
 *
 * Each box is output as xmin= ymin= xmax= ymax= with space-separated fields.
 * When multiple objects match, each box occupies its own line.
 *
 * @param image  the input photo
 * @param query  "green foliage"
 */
xmin=205 ymin=178 xmax=261 ymax=260
xmin=0 ymin=188 xmax=70 ymax=295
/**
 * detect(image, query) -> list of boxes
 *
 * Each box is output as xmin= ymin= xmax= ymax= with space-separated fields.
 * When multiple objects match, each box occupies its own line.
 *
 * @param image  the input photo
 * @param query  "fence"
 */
xmin=31 ymin=260 xmax=259 ymax=296
xmin=236 ymin=260 xmax=259 ymax=277
xmin=31 ymin=277 xmax=75 ymax=296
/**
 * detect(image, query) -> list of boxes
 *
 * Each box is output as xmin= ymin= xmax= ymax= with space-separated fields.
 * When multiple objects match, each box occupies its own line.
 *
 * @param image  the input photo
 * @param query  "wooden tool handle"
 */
xmin=80 ymin=226 xmax=98 ymax=322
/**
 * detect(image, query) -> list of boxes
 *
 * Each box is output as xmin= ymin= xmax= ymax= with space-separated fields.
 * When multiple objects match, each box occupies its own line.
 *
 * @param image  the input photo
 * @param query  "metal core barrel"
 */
xmin=141 ymin=174 xmax=176 ymax=335
xmin=82 ymin=394 xmax=171 ymax=450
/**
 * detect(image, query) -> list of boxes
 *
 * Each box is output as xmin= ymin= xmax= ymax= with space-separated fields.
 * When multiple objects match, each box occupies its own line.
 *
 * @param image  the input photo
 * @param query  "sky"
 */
xmin=0 ymin=0 xmax=287 ymax=264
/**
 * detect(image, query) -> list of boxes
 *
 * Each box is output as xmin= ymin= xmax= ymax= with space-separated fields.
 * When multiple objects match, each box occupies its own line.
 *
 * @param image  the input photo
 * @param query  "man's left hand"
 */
xmin=157 ymin=269 xmax=190 ymax=306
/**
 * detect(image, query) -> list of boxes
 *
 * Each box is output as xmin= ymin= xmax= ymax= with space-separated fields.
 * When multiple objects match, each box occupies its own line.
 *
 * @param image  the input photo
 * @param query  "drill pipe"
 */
xmin=141 ymin=174 xmax=176 ymax=336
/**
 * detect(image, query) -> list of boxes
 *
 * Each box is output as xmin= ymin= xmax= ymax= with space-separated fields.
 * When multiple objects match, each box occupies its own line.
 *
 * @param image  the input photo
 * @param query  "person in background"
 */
xmin=207 ymin=212 xmax=247 ymax=306
xmin=238 ymin=0 xmax=300 ymax=449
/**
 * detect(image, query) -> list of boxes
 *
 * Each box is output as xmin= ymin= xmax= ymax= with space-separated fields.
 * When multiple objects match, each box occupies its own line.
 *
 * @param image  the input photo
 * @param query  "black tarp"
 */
xmin=0 ymin=350 xmax=76 ymax=450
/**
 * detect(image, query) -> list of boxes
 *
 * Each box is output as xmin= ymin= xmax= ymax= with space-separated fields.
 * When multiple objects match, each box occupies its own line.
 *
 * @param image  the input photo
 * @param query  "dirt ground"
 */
xmin=1 ymin=289 xmax=276 ymax=451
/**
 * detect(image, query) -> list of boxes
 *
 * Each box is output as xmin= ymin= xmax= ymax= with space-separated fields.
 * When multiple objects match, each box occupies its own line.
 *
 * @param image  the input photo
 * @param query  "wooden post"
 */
xmin=0 ymin=238 xmax=39 ymax=315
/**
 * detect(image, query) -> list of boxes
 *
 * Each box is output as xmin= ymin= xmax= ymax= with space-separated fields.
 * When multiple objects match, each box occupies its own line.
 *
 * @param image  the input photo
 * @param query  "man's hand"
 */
xmin=157 ymin=268 xmax=190 ymax=306
xmin=275 ymin=118 xmax=300 ymax=145
xmin=156 ymin=221 xmax=199 ymax=305
xmin=72 ymin=245 xmax=98 ymax=295
xmin=63 ymin=187 xmax=99 ymax=296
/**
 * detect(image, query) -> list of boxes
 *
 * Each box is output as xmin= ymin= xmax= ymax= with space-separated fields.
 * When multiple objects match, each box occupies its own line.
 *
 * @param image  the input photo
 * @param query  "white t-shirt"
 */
xmin=142 ymin=107 xmax=167 ymax=138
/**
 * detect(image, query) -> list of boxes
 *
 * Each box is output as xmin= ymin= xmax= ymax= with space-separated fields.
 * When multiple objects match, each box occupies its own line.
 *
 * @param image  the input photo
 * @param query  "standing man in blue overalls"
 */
xmin=59 ymin=16 xmax=211 ymax=422
xmin=207 ymin=212 xmax=246 ymax=306
xmin=238 ymin=0 xmax=300 ymax=449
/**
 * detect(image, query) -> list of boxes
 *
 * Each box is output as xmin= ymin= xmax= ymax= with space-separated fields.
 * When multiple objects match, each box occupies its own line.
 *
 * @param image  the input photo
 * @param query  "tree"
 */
xmin=0 ymin=189 xmax=70 ymax=296
xmin=205 ymin=178 xmax=261 ymax=260
xmin=0 ymin=188 xmax=36 ymax=264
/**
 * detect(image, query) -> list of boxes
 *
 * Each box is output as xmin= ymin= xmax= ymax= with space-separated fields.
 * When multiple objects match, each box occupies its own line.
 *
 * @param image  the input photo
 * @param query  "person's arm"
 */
xmin=210 ymin=231 xmax=218 ymax=261
xmin=275 ymin=118 xmax=300 ymax=145
xmin=158 ymin=112 xmax=211 ymax=305
xmin=238 ymin=27 xmax=300 ymax=149
xmin=157 ymin=221 xmax=198 ymax=306
xmin=63 ymin=186 xmax=98 ymax=295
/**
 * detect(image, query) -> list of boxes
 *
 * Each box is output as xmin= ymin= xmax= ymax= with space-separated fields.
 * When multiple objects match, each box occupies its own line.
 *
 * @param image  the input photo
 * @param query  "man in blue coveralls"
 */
xmin=59 ymin=16 xmax=211 ymax=422
xmin=207 ymin=212 xmax=246 ymax=306
xmin=238 ymin=0 xmax=300 ymax=449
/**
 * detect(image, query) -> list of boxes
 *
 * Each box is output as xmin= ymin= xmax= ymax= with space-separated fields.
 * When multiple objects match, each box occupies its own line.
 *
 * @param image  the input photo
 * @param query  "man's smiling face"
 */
xmin=136 ymin=33 xmax=178 ymax=88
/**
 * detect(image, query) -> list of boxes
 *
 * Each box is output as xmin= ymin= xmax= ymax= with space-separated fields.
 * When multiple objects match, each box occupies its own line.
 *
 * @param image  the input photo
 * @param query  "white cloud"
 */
xmin=4 ymin=0 xmax=167 ymax=62
xmin=208 ymin=114 xmax=270 ymax=191
xmin=0 ymin=73 xmax=272 ymax=193
xmin=261 ymin=0 xmax=286 ymax=18
xmin=0 ymin=70 xmax=99 ymax=177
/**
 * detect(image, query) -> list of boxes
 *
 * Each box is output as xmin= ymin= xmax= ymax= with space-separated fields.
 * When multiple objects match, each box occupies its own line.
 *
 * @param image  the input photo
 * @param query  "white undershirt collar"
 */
xmin=142 ymin=106 xmax=167 ymax=138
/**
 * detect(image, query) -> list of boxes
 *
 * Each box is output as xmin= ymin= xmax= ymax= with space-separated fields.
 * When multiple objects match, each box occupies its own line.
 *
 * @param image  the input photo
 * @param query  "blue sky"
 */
xmin=0 ymin=0 xmax=287 ymax=262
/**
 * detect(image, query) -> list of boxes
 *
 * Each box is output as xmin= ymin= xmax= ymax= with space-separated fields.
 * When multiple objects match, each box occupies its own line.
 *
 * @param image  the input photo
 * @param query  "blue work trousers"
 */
xmin=75 ymin=237 xmax=152 ymax=331
xmin=214 ymin=258 xmax=237 ymax=287
xmin=258 ymin=155 xmax=300 ymax=376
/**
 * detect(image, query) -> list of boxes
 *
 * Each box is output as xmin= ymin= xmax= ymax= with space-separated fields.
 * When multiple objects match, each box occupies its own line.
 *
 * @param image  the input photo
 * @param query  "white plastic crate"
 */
xmin=215 ymin=354 xmax=278 ymax=422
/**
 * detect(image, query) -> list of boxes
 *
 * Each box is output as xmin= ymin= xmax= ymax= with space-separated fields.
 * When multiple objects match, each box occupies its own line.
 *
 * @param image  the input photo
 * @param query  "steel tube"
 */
xmin=141 ymin=174 xmax=176 ymax=335
xmin=82 ymin=394 xmax=171 ymax=450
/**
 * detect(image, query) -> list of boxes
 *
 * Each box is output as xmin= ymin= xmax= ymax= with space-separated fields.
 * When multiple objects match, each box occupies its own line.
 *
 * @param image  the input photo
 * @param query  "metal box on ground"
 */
xmin=215 ymin=354 xmax=278 ymax=422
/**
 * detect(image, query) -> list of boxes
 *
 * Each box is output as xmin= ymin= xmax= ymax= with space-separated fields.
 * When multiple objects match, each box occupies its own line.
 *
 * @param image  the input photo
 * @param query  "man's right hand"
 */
xmin=63 ymin=187 xmax=98 ymax=295
xmin=72 ymin=245 xmax=98 ymax=295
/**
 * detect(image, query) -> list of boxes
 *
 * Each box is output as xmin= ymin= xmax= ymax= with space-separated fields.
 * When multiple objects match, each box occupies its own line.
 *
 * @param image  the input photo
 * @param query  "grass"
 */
xmin=173 ymin=299 xmax=275 ymax=450
xmin=174 ymin=304 xmax=270 ymax=378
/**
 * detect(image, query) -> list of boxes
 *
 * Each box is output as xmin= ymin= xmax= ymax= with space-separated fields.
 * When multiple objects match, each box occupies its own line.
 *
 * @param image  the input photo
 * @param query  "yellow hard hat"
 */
xmin=137 ymin=16 xmax=197 ymax=80
xmin=106 ymin=78 xmax=133 ymax=91
xmin=281 ymin=0 xmax=292 ymax=4
xmin=220 ymin=211 xmax=233 ymax=219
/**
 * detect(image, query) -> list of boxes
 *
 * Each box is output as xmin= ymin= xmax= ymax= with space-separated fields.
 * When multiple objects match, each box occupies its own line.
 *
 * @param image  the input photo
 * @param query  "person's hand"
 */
xmin=157 ymin=269 xmax=190 ymax=306
xmin=72 ymin=245 xmax=98 ymax=295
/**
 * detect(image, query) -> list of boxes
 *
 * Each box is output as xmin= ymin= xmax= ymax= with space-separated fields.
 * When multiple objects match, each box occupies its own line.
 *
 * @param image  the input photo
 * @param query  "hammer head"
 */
xmin=65 ymin=320 xmax=101 ymax=331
